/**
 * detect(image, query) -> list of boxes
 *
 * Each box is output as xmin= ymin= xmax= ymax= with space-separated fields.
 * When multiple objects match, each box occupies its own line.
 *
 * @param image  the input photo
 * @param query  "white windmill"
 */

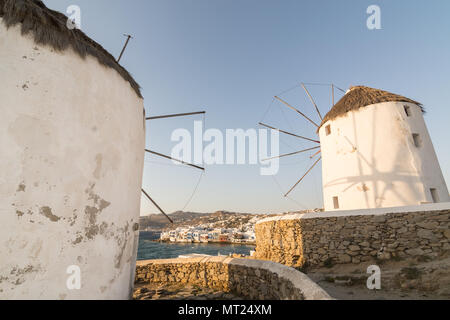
xmin=260 ymin=84 xmax=449 ymax=211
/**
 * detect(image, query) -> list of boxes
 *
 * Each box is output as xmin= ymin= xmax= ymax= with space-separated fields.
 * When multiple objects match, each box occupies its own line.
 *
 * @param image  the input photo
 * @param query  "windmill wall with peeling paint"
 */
xmin=0 ymin=20 xmax=145 ymax=299
xmin=319 ymin=96 xmax=449 ymax=211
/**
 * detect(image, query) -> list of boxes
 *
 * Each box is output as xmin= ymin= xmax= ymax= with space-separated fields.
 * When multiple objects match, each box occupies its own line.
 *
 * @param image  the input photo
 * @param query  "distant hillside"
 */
xmin=139 ymin=211 xmax=207 ymax=230
xmin=139 ymin=210 xmax=253 ymax=231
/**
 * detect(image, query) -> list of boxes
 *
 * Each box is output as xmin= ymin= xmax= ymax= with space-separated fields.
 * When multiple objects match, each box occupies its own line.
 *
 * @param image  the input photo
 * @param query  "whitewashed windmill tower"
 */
xmin=319 ymin=86 xmax=449 ymax=211
xmin=0 ymin=1 xmax=145 ymax=299
xmin=260 ymin=84 xmax=449 ymax=212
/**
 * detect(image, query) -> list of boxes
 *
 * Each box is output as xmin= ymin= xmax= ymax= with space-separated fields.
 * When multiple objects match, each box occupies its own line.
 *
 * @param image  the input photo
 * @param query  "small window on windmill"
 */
xmin=325 ymin=125 xmax=331 ymax=136
xmin=412 ymin=133 xmax=421 ymax=148
xmin=430 ymin=188 xmax=439 ymax=203
xmin=404 ymin=105 xmax=412 ymax=117
xmin=333 ymin=196 xmax=340 ymax=209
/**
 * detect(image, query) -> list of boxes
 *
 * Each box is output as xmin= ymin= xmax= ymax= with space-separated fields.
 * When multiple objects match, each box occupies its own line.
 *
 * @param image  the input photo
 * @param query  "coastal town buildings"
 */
xmin=160 ymin=225 xmax=256 ymax=244
xmin=156 ymin=211 xmax=263 ymax=244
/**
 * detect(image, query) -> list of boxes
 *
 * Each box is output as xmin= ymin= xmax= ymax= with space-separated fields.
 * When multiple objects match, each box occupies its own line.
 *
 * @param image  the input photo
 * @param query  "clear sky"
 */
xmin=44 ymin=0 xmax=450 ymax=215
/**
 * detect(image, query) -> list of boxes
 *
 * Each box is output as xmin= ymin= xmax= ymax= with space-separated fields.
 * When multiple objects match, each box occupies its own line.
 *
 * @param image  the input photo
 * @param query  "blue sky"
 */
xmin=45 ymin=0 xmax=450 ymax=215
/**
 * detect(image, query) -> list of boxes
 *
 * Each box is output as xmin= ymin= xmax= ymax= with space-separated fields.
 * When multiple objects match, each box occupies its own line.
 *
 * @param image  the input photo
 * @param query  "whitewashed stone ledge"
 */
xmin=135 ymin=257 xmax=332 ymax=300
xmin=257 ymin=202 xmax=450 ymax=224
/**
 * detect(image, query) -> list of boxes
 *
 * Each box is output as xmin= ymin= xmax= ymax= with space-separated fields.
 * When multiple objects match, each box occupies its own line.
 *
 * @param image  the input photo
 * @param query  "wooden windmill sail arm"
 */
xmin=274 ymin=96 xmax=320 ymax=128
xmin=262 ymin=146 xmax=321 ymax=162
xmin=301 ymin=83 xmax=323 ymax=121
xmin=258 ymin=123 xmax=320 ymax=143
xmin=284 ymin=157 xmax=322 ymax=197
xmin=333 ymin=85 xmax=346 ymax=93
xmin=145 ymin=149 xmax=205 ymax=171
xmin=141 ymin=189 xmax=173 ymax=224
xmin=117 ymin=34 xmax=133 ymax=63
xmin=332 ymin=84 xmax=335 ymax=107
xmin=310 ymin=149 xmax=322 ymax=159
xmin=146 ymin=111 xmax=206 ymax=120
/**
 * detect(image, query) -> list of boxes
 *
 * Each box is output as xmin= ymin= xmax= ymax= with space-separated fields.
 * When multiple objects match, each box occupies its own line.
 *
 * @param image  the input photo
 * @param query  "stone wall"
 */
xmin=255 ymin=204 xmax=450 ymax=268
xmin=135 ymin=256 xmax=331 ymax=300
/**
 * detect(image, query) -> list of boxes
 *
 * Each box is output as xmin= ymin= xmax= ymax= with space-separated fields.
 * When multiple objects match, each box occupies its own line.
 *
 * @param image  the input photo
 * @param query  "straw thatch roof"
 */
xmin=319 ymin=86 xmax=422 ymax=129
xmin=0 ymin=0 xmax=142 ymax=98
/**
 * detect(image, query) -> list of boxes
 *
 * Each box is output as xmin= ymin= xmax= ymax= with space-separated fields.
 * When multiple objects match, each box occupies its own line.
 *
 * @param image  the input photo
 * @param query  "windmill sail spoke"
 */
xmin=274 ymin=96 xmax=320 ymax=128
xmin=146 ymin=111 xmax=206 ymax=120
xmin=262 ymin=146 xmax=320 ymax=162
xmin=141 ymin=189 xmax=173 ymax=223
xmin=258 ymin=122 xmax=320 ymax=143
xmin=301 ymin=83 xmax=323 ymax=121
xmin=310 ymin=149 xmax=322 ymax=159
xmin=146 ymin=149 xmax=205 ymax=171
xmin=332 ymin=84 xmax=335 ymax=107
xmin=117 ymin=34 xmax=133 ymax=63
xmin=334 ymin=85 xmax=346 ymax=93
xmin=284 ymin=157 xmax=322 ymax=197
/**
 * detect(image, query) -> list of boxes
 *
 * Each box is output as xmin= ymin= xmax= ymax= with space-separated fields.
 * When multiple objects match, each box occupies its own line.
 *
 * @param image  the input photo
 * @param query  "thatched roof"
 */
xmin=319 ymin=86 xmax=422 ymax=129
xmin=0 ymin=0 xmax=142 ymax=98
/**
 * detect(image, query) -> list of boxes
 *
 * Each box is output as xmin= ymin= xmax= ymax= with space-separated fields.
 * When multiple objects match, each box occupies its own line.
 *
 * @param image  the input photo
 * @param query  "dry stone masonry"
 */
xmin=254 ymin=205 xmax=450 ymax=268
xmin=135 ymin=256 xmax=331 ymax=300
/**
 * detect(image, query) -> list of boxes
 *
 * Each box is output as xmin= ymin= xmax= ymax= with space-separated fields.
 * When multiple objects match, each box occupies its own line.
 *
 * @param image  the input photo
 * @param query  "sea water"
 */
xmin=137 ymin=232 xmax=255 ymax=260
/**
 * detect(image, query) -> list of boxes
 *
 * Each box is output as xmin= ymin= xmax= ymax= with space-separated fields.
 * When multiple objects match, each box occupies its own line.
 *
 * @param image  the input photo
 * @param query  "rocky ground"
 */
xmin=133 ymin=283 xmax=244 ymax=300
xmin=305 ymin=256 xmax=450 ymax=300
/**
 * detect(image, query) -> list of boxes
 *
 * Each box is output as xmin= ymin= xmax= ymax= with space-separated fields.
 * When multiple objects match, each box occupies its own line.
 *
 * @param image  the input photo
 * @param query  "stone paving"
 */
xmin=133 ymin=283 xmax=244 ymax=300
